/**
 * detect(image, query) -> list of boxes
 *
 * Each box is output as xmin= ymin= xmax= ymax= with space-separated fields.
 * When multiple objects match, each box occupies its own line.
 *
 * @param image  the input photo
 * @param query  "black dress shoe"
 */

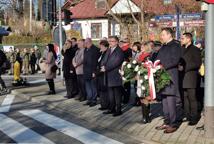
xmin=188 ymin=121 xmax=198 ymax=126
xmin=89 ymin=103 xmax=97 ymax=107
xmin=83 ymin=102 xmax=91 ymax=106
xmin=103 ymin=110 xmax=114 ymax=114
xmin=79 ymin=97 xmax=86 ymax=102
xmin=113 ymin=111 xmax=122 ymax=117
xmin=48 ymin=91 xmax=56 ymax=95
xmin=98 ymin=107 xmax=107 ymax=111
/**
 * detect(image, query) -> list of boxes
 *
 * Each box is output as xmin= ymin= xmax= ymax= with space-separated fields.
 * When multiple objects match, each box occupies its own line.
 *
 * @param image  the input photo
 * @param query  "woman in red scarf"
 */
xmin=137 ymin=42 xmax=153 ymax=62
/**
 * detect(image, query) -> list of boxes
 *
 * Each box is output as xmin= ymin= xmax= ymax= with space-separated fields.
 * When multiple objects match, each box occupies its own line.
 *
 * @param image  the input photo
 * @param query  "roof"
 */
xmin=63 ymin=0 xmax=141 ymax=19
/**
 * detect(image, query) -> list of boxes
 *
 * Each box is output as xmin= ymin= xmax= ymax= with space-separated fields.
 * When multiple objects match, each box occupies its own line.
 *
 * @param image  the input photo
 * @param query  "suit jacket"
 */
xmin=179 ymin=44 xmax=202 ymax=88
xmin=83 ymin=44 xmax=100 ymax=80
xmin=72 ymin=48 xmax=84 ymax=75
xmin=156 ymin=40 xmax=181 ymax=96
xmin=62 ymin=47 xmax=77 ymax=79
xmin=102 ymin=46 xmax=124 ymax=87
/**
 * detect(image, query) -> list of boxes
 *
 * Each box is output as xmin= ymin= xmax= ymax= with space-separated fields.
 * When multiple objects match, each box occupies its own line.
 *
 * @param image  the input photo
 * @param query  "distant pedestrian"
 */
xmin=7 ymin=47 xmax=16 ymax=75
xmin=30 ymin=48 xmax=37 ymax=74
xmin=35 ymin=46 xmax=42 ymax=72
xmin=22 ymin=48 xmax=30 ymax=75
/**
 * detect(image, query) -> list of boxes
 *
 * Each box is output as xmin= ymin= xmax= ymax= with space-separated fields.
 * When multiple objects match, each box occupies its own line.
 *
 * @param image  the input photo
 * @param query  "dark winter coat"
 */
xmin=62 ymin=46 xmax=77 ymax=79
xmin=179 ymin=44 xmax=202 ymax=88
xmin=156 ymin=40 xmax=181 ymax=96
xmin=83 ymin=44 xmax=100 ymax=80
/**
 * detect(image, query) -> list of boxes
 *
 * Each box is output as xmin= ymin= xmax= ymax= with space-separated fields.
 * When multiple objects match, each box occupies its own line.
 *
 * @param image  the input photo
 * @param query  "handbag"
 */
xmin=51 ymin=65 xmax=58 ymax=73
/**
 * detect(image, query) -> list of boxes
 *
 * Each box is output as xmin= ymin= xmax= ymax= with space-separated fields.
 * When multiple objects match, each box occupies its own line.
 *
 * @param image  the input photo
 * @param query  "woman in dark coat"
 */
xmin=97 ymin=40 xmax=109 ymax=110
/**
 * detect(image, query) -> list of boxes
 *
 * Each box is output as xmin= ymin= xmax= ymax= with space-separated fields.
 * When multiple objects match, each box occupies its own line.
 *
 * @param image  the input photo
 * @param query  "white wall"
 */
xmin=109 ymin=0 xmax=140 ymax=14
xmin=74 ymin=19 xmax=109 ymax=40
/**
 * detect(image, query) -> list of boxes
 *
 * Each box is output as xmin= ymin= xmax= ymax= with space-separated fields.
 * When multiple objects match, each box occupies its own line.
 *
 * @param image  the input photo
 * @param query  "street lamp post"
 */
xmin=175 ymin=4 xmax=180 ymax=40
xmin=30 ymin=0 xmax=32 ymax=32
xmin=58 ymin=0 xmax=63 ymax=79
xmin=204 ymin=3 xmax=214 ymax=138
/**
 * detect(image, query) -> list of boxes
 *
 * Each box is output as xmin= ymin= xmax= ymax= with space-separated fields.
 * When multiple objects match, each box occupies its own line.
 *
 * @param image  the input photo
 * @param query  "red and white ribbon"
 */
xmin=143 ymin=60 xmax=161 ymax=100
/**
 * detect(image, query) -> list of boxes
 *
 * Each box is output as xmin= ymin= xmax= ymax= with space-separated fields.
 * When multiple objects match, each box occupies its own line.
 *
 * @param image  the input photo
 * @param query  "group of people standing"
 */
xmin=43 ymin=27 xmax=203 ymax=134
xmin=60 ymin=36 xmax=126 ymax=117
xmin=6 ymin=46 xmax=41 ymax=75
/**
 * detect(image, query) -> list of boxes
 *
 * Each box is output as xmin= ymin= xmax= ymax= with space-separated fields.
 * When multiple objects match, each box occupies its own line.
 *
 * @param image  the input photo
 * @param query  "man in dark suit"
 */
xmin=155 ymin=28 xmax=182 ymax=133
xmin=179 ymin=33 xmax=202 ymax=125
xmin=83 ymin=38 xmax=100 ymax=107
xmin=101 ymin=36 xmax=124 ymax=117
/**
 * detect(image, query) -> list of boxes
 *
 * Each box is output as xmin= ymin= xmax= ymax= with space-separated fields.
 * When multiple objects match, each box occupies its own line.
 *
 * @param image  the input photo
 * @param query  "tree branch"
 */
xmin=126 ymin=0 xmax=140 ymax=25
xmin=104 ymin=0 xmax=124 ymax=27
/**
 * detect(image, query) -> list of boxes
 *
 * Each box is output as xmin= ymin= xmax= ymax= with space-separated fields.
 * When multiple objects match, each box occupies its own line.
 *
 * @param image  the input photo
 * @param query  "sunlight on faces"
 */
xmin=160 ymin=30 xmax=172 ymax=44
xmin=141 ymin=44 xmax=145 ymax=53
xmin=64 ymin=40 xmax=72 ymax=48
xmin=108 ymin=38 xmax=118 ymax=48
xmin=85 ymin=38 xmax=92 ymax=48
xmin=99 ymin=44 xmax=107 ymax=52
xmin=132 ymin=45 xmax=138 ymax=52
xmin=77 ymin=40 xmax=85 ymax=48
xmin=180 ymin=35 xmax=191 ymax=46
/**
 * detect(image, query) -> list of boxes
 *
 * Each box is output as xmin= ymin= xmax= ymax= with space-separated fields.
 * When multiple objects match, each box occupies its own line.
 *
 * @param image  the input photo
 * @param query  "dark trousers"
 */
xmin=183 ymin=88 xmax=199 ymax=121
xmin=0 ymin=74 xmax=6 ymax=89
xmin=46 ymin=79 xmax=55 ymax=92
xmin=99 ymin=90 xmax=109 ymax=109
xmin=108 ymin=86 xmax=122 ymax=113
xmin=77 ymin=75 xmax=86 ymax=99
xmin=85 ymin=79 xmax=97 ymax=104
xmin=31 ymin=64 xmax=35 ymax=74
xmin=65 ymin=78 xmax=73 ymax=97
xmin=122 ymin=82 xmax=131 ymax=103
xmin=162 ymin=95 xmax=180 ymax=128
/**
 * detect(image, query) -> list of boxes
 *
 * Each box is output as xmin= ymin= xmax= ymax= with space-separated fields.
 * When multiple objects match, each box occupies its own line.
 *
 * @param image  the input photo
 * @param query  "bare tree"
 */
xmin=0 ymin=0 xmax=24 ymax=18
xmin=104 ymin=0 xmax=201 ymax=41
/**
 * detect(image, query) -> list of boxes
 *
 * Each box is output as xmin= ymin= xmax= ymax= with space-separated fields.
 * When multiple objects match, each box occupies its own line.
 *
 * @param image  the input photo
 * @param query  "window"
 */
xmin=91 ymin=23 xmax=102 ymax=39
xmin=163 ymin=0 xmax=172 ymax=5
xmin=95 ymin=0 xmax=106 ymax=9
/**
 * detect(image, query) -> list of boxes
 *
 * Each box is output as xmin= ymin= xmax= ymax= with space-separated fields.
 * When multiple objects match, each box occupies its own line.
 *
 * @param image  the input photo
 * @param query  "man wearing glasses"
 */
xmin=101 ymin=36 xmax=124 ymax=117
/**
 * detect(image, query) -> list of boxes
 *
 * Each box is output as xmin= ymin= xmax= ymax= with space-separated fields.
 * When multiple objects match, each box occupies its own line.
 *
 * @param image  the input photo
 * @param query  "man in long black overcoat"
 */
xmin=179 ymin=33 xmax=202 ymax=125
